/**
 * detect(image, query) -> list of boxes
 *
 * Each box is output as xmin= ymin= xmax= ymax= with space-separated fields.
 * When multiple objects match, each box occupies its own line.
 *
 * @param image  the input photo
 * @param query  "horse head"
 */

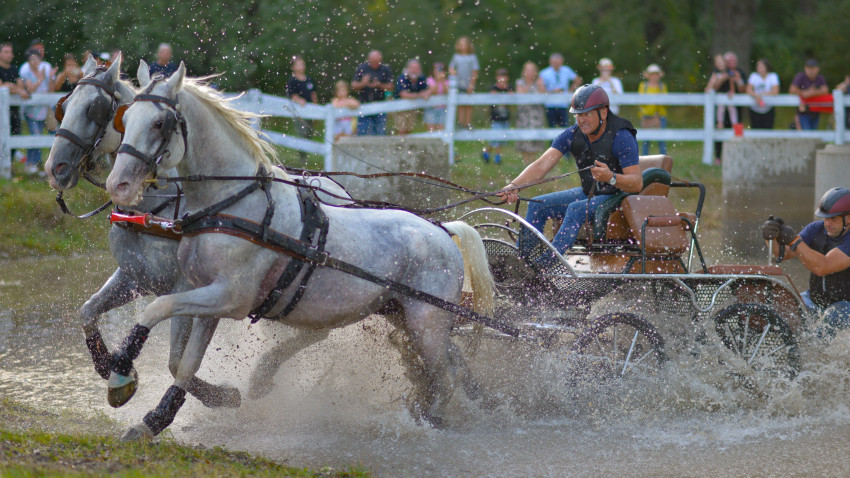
xmin=45 ymin=53 xmax=130 ymax=190
xmin=107 ymin=62 xmax=188 ymax=206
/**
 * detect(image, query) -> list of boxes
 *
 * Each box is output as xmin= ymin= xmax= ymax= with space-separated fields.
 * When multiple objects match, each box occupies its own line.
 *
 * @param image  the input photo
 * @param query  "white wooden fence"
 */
xmin=1 ymin=83 xmax=847 ymax=179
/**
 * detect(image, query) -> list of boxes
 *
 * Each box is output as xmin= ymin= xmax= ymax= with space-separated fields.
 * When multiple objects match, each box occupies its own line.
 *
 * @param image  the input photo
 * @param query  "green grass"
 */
xmin=0 ymin=399 xmax=369 ymax=477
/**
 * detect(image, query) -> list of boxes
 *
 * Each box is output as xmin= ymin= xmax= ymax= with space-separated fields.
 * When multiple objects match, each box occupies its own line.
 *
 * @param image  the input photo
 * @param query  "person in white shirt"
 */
xmin=746 ymin=58 xmax=780 ymax=129
xmin=591 ymin=58 xmax=623 ymax=115
xmin=539 ymin=53 xmax=581 ymax=127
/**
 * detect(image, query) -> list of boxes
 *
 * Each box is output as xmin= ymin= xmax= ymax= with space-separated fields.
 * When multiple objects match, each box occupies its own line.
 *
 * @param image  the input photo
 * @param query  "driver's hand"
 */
xmin=498 ymin=183 xmax=520 ymax=204
xmin=590 ymin=160 xmax=612 ymax=182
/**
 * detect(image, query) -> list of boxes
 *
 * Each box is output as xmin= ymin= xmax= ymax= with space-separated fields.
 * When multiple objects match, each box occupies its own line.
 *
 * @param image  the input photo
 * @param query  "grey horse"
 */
xmin=103 ymin=63 xmax=495 ymax=441
xmin=43 ymin=55 xmax=344 ymax=407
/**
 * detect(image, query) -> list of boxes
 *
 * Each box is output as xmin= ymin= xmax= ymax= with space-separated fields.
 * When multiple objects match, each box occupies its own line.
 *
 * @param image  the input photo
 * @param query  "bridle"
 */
xmin=113 ymin=76 xmax=188 ymax=178
xmin=54 ymin=66 xmax=121 ymax=180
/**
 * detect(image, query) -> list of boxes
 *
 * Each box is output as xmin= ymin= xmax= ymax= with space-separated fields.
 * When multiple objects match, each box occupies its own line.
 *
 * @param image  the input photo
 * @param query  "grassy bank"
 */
xmin=0 ymin=399 xmax=367 ymax=477
xmin=1 ymin=125 xmax=721 ymax=259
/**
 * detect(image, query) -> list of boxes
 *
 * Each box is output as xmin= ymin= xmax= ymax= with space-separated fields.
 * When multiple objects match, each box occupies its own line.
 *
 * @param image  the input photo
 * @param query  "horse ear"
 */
xmin=164 ymin=62 xmax=186 ymax=96
xmin=137 ymin=60 xmax=151 ymax=87
xmin=106 ymin=52 xmax=122 ymax=82
xmin=82 ymin=55 xmax=98 ymax=76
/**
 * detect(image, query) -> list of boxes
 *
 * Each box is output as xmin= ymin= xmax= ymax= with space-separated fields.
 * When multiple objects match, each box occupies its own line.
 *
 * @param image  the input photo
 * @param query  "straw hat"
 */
xmin=644 ymin=63 xmax=664 ymax=77
xmin=597 ymin=58 xmax=614 ymax=71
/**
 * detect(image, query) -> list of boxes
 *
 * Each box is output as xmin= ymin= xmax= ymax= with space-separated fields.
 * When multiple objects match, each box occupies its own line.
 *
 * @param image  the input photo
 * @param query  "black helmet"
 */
xmin=569 ymin=84 xmax=609 ymax=114
xmin=815 ymin=187 xmax=850 ymax=218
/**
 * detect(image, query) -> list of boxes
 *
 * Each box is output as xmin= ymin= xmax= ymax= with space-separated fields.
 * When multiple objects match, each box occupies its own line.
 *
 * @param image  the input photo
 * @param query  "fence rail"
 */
xmin=1 ymin=84 xmax=846 ymax=179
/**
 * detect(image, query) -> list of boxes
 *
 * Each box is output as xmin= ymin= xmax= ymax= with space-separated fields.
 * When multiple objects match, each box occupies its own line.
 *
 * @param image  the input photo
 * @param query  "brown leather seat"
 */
xmin=638 ymin=155 xmax=673 ymax=196
xmin=621 ymin=195 xmax=689 ymax=254
xmin=707 ymin=265 xmax=785 ymax=275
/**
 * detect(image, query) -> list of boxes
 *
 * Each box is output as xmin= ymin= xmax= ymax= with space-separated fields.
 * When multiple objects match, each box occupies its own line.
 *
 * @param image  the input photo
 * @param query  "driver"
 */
xmin=762 ymin=187 xmax=850 ymax=336
xmin=500 ymin=84 xmax=642 ymax=263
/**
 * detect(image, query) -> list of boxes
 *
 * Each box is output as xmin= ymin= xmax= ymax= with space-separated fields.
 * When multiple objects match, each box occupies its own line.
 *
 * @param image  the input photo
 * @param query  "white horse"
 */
xmin=103 ymin=63 xmax=494 ymax=441
xmin=43 ymin=55 xmax=344 ymax=408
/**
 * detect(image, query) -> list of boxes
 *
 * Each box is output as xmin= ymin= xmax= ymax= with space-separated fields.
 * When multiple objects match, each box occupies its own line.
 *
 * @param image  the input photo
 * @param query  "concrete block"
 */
xmin=815 ymin=144 xmax=850 ymax=204
xmin=331 ymin=136 xmax=451 ymax=211
xmin=721 ymin=138 xmax=824 ymax=259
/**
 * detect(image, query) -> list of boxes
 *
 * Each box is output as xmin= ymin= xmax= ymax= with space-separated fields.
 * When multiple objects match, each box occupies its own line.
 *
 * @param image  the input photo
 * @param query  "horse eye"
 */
xmin=154 ymin=120 xmax=164 ymax=129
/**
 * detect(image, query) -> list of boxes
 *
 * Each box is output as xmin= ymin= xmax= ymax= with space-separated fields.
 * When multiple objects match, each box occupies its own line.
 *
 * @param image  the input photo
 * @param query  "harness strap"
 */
xmin=176 ymin=166 xmax=270 ymax=229
xmin=55 ymin=128 xmax=89 ymax=149
xmin=181 ymin=213 xmax=521 ymax=338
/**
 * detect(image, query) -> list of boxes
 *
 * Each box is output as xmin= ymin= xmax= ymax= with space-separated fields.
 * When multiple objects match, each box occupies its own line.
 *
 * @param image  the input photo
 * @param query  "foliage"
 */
xmin=1 ymin=0 xmax=847 ymax=101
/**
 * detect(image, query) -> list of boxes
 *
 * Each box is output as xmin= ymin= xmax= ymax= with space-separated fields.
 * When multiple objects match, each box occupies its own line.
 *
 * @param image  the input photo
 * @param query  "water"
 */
xmin=2 ymin=253 xmax=850 ymax=476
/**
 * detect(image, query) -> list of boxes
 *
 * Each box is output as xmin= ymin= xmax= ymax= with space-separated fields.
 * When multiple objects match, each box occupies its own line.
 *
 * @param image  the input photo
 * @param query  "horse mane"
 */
xmin=179 ymin=76 xmax=281 ymax=169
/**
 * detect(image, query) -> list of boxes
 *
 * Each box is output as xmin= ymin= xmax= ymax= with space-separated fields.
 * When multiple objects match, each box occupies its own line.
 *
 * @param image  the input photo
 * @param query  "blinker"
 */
xmin=113 ymin=105 xmax=129 ymax=133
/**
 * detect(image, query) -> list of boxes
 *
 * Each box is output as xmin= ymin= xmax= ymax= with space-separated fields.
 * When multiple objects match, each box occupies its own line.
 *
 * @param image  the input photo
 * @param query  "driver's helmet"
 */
xmin=569 ymin=84 xmax=609 ymax=114
xmin=815 ymin=187 xmax=850 ymax=218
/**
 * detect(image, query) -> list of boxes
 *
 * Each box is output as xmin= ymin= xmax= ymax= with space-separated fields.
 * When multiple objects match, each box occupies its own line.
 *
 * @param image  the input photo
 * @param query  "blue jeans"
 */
xmin=26 ymin=119 xmax=45 ymax=166
xmin=520 ymin=187 xmax=613 ymax=263
xmin=801 ymin=290 xmax=850 ymax=338
xmin=356 ymin=114 xmax=387 ymax=136
xmin=641 ymin=116 xmax=667 ymax=155
xmin=798 ymin=113 xmax=820 ymax=130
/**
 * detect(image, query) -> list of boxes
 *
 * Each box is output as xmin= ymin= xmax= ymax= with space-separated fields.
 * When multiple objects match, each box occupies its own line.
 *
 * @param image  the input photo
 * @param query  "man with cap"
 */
xmin=762 ymin=187 xmax=850 ymax=335
xmin=790 ymin=59 xmax=829 ymax=130
xmin=500 ymin=84 xmax=642 ymax=264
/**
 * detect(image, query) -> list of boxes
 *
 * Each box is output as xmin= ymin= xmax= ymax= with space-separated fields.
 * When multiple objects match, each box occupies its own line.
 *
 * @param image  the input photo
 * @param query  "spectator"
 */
xmin=706 ymin=54 xmax=737 ymax=164
xmin=724 ymin=51 xmax=747 ymax=125
xmin=19 ymin=39 xmax=51 ymax=78
xmin=286 ymin=55 xmax=318 ymax=161
xmin=790 ymin=59 xmax=829 ymax=130
xmin=746 ymin=58 xmax=780 ymax=129
xmin=515 ymin=61 xmax=547 ymax=165
xmin=0 ymin=42 xmax=28 ymax=145
xmin=19 ymin=49 xmax=52 ymax=175
xmin=540 ymin=53 xmax=580 ymax=128
xmin=591 ymin=58 xmax=623 ymax=115
xmin=393 ymin=59 xmax=429 ymax=135
xmin=331 ymin=80 xmax=360 ymax=141
xmin=424 ymin=62 xmax=449 ymax=132
xmin=149 ymin=43 xmax=178 ymax=78
xmin=54 ymin=53 xmax=83 ymax=93
xmin=481 ymin=68 xmax=513 ymax=165
xmin=638 ymin=63 xmax=668 ymax=155
xmin=449 ymin=36 xmax=479 ymax=129
xmin=351 ymin=50 xmax=393 ymax=135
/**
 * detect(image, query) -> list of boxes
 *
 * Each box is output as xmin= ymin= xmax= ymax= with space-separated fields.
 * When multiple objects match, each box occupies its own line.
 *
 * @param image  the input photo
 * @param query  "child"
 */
xmin=424 ymin=62 xmax=449 ymax=132
xmin=482 ymin=68 xmax=513 ymax=165
xmin=449 ymin=36 xmax=479 ymax=129
xmin=638 ymin=63 xmax=668 ymax=155
xmin=331 ymin=80 xmax=360 ymax=141
xmin=707 ymin=54 xmax=738 ymax=128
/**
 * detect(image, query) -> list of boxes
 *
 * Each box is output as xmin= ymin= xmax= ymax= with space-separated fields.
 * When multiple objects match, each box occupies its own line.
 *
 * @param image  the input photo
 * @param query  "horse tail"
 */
xmin=443 ymin=221 xmax=495 ymax=317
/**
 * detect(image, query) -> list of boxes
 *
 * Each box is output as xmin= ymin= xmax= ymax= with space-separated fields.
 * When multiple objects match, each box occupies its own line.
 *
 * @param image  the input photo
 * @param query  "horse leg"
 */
xmin=169 ymin=316 xmax=241 ymax=408
xmin=398 ymin=301 xmax=457 ymax=428
xmin=122 ymin=318 xmax=221 ymax=442
xmin=80 ymin=268 xmax=141 ymax=380
xmin=107 ymin=282 xmax=238 ymax=408
xmin=247 ymin=327 xmax=330 ymax=400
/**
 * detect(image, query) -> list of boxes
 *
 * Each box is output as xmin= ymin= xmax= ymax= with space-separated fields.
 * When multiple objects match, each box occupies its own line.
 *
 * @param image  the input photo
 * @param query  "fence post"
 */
xmin=834 ymin=89 xmax=845 ymax=145
xmin=445 ymin=75 xmax=458 ymax=166
xmin=323 ymin=104 xmax=335 ymax=170
xmin=0 ymin=88 xmax=10 ymax=179
xmin=702 ymin=90 xmax=716 ymax=165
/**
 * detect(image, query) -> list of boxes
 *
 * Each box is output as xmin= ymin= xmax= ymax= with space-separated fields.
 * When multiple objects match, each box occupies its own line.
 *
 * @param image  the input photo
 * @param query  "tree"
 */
xmin=712 ymin=0 xmax=758 ymax=71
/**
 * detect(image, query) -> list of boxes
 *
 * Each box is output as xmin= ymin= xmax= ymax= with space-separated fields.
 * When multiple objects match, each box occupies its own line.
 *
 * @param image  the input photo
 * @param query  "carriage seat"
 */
xmin=592 ymin=156 xmax=673 ymax=240
xmin=620 ymin=195 xmax=689 ymax=255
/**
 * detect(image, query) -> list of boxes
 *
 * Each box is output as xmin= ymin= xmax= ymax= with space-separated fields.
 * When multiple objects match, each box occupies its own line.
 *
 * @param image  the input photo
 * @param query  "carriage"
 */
xmin=455 ymin=155 xmax=807 ymax=380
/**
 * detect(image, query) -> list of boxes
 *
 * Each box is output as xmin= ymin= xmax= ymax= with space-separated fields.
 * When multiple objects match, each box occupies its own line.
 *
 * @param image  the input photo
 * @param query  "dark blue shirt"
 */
xmin=149 ymin=61 xmax=178 ymax=78
xmin=551 ymin=125 xmax=640 ymax=168
xmin=394 ymin=74 xmax=428 ymax=99
xmin=799 ymin=222 xmax=850 ymax=257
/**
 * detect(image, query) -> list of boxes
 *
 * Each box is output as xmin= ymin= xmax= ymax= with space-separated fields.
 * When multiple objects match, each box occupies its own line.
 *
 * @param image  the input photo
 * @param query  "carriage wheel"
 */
xmin=713 ymin=304 xmax=800 ymax=379
xmin=571 ymin=313 xmax=667 ymax=377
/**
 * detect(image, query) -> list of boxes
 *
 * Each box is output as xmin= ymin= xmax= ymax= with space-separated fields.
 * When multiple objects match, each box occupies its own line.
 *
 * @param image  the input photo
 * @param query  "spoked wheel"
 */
xmin=571 ymin=313 xmax=667 ymax=378
xmin=713 ymin=303 xmax=800 ymax=379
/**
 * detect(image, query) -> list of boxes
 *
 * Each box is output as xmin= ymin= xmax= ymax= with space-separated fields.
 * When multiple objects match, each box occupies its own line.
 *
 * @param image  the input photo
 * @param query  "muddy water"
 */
xmin=2 ymin=253 xmax=850 ymax=476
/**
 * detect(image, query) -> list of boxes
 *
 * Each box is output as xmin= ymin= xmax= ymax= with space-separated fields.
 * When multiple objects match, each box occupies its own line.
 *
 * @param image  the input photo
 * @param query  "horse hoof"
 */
xmin=201 ymin=385 xmax=242 ymax=409
xmin=247 ymin=380 xmax=274 ymax=401
xmin=121 ymin=422 xmax=154 ymax=442
xmin=107 ymin=368 xmax=139 ymax=408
